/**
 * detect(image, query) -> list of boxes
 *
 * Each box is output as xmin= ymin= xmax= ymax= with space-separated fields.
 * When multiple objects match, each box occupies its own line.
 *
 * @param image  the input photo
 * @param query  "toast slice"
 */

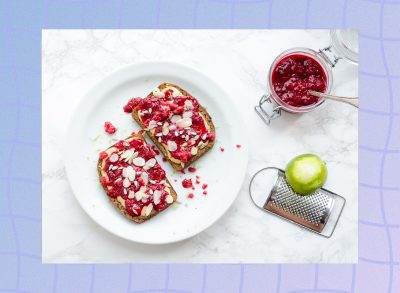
xmin=97 ymin=133 xmax=177 ymax=223
xmin=130 ymin=82 xmax=215 ymax=171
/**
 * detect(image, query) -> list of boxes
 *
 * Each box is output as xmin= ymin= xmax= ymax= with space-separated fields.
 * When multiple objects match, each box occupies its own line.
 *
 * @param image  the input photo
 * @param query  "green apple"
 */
xmin=285 ymin=154 xmax=327 ymax=196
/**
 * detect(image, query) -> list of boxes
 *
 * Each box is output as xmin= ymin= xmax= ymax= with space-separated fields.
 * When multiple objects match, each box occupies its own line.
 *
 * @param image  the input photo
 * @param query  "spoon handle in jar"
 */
xmin=308 ymin=90 xmax=359 ymax=108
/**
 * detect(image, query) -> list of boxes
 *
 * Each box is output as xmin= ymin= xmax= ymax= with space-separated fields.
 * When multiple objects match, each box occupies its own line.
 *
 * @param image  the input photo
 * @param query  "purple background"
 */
xmin=0 ymin=0 xmax=399 ymax=292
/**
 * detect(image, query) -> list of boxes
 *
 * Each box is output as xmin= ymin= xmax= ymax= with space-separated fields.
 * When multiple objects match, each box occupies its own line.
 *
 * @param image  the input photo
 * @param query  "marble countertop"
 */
xmin=42 ymin=30 xmax=358 ymax=263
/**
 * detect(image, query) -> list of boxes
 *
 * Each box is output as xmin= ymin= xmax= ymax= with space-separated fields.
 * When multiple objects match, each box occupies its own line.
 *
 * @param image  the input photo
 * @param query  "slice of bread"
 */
xmin=97 ymin=133 xmax=177 ymax=223
xmin=131 ymin=82 xmax=215 ymax=171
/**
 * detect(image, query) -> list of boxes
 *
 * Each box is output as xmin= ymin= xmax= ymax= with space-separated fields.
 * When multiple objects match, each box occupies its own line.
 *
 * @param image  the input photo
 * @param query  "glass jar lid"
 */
xmin=330 ymin=30 xmax=359 ymax=65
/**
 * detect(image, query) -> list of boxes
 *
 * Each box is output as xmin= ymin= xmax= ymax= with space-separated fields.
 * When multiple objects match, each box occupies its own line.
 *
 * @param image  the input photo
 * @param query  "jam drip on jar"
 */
xmin=99 ymin=137 xmax=173 ymax=217
xmin=272 ymin=54 xmax=327 ymax=107
xmin=132 ymin=90 xmax=215 ymax=163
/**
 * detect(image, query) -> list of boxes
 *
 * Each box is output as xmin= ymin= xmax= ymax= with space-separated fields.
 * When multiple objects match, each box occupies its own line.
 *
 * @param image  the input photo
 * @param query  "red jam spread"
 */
xmin=182 ymin=178 xmax=193 ymax=188
xmin=271 ymin=54 xmax=327 ymax=107
xmin=99 ymin=136 xmax=173 ymax=217
xmin=104 ymin=121 xmax=117 ymax=134
xmin=127 ymin=88 xmax=215 ymax=164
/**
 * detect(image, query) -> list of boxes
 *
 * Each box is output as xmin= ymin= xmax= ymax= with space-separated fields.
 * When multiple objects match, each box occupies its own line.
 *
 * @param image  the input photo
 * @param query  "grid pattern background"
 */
xmin=0 ymin=0 xmax=399 ymax=292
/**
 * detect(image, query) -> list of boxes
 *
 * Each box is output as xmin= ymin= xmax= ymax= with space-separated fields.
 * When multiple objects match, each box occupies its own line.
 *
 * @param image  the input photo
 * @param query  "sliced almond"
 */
xmin=153 ymin=190 xmax=162 ymax=205
xmin=141 ymin=206 xmax=147 ymax=216
xmin=117 ymin=196 xmax=126 ymax=208
xmin=145 ymin=158 xmax=156 ymax=170
xmin=191 ymin=146 xmax=198 ymax=155
xmin=167 ymin=141 xmax=177 ymax=152
xmin=176 ymin=117 xmax=192 ymax=128
xmin=166 ymin=194 xmax=174 ymax=204
xmin=199 ymin=141 xmax=208 ymax=149
xmin=201 ymin=133 xmax=207 ymax=140
xmin=109 ymin=153 xmax=119 ymax=163
xmin=184 ymin=100 xmax=194 ymax=110
xmin=128 ymin=190 xmax=135 ymax=199
xmin=182 ymin=111 xmax=193 ymax=118
xmin=145 ymin=203 xmax=153 ymax=216
xmin=126 ymin=166 xmax=136 ymax=181
xmin=171 ymin=115 xmax=181 ymax=123
xmin=152 ymin=88 xmax=164 ymax=98
xmin=148 ymin=120 xmax=157 ymax=129
xmin=123 ymin=178 xmax=131 ymax=188
xmin=141 ymin=172 xmax=149 ymax=185
xmin=133 ymin=157 xmax=145 ymax=167
xmin=169 ymin=124 xmax=177 ymax=131
xmin=162 ymin=123 xmax=170 ymax=135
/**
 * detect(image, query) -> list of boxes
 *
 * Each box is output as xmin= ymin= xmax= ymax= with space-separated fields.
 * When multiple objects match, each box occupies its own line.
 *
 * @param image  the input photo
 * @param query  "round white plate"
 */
xmin=65 ymin=61 xmax=248 ymax=244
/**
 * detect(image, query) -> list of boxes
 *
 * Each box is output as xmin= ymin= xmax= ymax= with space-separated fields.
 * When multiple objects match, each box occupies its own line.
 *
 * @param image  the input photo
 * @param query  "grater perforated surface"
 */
xmin=269 ymin=172 xmax=333 ymax=225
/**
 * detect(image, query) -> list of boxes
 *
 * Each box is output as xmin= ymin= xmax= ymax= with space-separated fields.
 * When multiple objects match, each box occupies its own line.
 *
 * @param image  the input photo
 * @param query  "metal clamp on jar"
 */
xmin=255 ymin=30 xmax=358 ymax=125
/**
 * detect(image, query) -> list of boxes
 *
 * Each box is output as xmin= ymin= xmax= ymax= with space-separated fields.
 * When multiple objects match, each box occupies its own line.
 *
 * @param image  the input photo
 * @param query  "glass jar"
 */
xmin=255 ymin=30 xmax=358 ymax=125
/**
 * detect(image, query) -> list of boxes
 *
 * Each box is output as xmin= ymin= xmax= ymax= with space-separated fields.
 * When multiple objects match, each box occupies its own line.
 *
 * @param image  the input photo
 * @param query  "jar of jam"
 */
xmin=255 ymin=30 xmax=358 ymax=125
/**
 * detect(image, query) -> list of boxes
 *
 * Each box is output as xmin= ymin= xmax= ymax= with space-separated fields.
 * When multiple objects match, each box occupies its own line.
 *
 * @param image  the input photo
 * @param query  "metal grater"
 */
xmin=249 ymin=167 xmax=346 ymax=237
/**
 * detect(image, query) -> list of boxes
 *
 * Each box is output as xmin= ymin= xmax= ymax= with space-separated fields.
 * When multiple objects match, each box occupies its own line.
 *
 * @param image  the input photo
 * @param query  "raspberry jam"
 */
xmin=271 ymin=54 xmax=327 ymax=107
xmin=99 ymin=136 xmax=174 ymax=217
xmin=131 ymin=89 xmax=215 ymax=164
xmin=104 ymin=121 xmax=117 ymax=134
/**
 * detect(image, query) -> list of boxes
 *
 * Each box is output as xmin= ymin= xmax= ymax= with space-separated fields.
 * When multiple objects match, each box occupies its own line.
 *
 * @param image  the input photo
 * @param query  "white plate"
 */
xmin=64 ymin=61 xmax=248 ymax=244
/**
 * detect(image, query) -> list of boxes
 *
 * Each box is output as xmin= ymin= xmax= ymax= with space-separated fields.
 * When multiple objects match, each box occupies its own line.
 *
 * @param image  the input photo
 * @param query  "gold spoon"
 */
xmin=308 ymin=90 xmax=359 ymax=108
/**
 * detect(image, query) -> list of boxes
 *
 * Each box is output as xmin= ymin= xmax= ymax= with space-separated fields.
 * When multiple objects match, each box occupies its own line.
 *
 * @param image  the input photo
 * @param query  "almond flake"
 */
xmin=148 ymin=120 xmax=157 ymax=129
xmin=117 ymin=196 xmax=126 ymax=208
xmin=169 ymin=124 xmax=177 ymax=131
xmin=201 ymin=134 xmax=207 ymax=140
xmin=145 ymin=158 xmax=156 ymax=169
xmin=182 ymin=111 xmax=193 ymax=118
xmin=123 ymin=178 xmax=131 ymax=188
xmin=145 ymin=203 xmax=153 ymax=216
xmin=123 ymin=188 xmax=127 ymax=195
xmin=126 ymin=166 xmax=136 ymax=181
xmin=141 ymin=172 xmax=149 ymax=185
xmin=166 ymin=194 xmax=174 ymax=204
xmin=191 ymin=147 xmax=198 ymax=155
xmin=174 ymin=131 xmax=179 ymax=136
xmin=171 ymin=115 xmax=181 ymax=123
xmin=184 ymin=100 xmax=194 ymax=110
xmin=109 ymin=153 xmax=119 ymax=163
xmin=141 ymin=206 xmax=147 ymax=216
xmin=167 ymin=141 xmax=177 ymax=152
xmin=152 ymin=89 xmax=164 ymax=98
xmin=149 ymin=180 xmax=157 ymax=184
xmin=156 ymin=133 xmax=163 ymax=137
xmin=158 ymin=137 xmax=162 ymax=143
xmin=153 ymin=190 xmax=162 ymax=205
xmin=128 ymin=191 xmax=135 ymax=199
xmin=162 ymin=124 xmax=169 ymax=136
xmin=148 ymin=108 xmax=152 ymax=114
xmin=133 ymin=157 xmax=145 ymax=167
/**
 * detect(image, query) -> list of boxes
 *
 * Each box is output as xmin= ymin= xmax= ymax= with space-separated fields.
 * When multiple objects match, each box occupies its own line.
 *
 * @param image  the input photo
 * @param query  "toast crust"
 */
xmin=97 ymin=133 xmax=177 ymax=223
xmin=132 ymin=82 xmax=215 ymax=171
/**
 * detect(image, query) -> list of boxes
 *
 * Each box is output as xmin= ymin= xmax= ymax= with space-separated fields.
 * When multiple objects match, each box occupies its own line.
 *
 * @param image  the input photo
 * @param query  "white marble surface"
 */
xmin=42 ymin=30 xmax=358 ymax=263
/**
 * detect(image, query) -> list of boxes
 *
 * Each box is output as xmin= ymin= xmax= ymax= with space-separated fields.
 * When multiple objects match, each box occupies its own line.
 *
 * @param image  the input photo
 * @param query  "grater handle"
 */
xmin=249 ymin=167 xmax=281 ymax=211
